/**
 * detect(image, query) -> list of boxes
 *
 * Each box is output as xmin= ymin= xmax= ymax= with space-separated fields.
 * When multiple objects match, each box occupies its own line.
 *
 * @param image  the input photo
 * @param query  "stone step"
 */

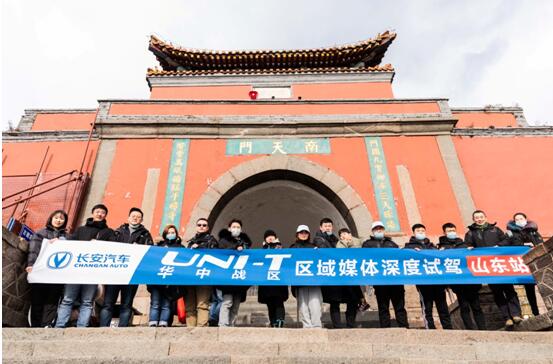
xmin=4 ymin=328 xmax=553 ymax=363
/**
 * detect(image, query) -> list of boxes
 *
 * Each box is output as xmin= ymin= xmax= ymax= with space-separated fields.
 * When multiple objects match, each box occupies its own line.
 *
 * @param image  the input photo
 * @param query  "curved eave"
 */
xmin=149 ymin=31 xmax=396 ymax=71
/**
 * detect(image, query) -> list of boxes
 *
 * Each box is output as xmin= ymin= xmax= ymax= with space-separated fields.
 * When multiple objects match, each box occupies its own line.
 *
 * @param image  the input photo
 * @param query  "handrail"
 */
xmin=2 ymin=177 xmax=80 ymax=210
xmin=2 ymin=170 xmax=77 ymax=201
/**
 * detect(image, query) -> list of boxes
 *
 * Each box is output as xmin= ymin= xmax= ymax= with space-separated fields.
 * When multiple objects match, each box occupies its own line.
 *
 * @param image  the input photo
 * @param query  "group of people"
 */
xmin=26 ymin=203 xmax=544 ymax=330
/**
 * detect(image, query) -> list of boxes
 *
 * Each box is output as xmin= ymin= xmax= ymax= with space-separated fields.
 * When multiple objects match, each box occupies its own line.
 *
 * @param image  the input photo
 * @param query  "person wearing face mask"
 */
xmin=438 ymin=223 xmax=486 ymax=330
xmin=99 ymin=207 xmax=153 ymax=327
xmin=257 ymin=230 xmax=289 ymax=327
xmin=405 ymin=223 xmax=452 ymax=330
xmin=290 ymin=225 xmax=323 ymax=328
xmin=217 ymin=219 xmax=252 ymax=327
xmin=506 ymin=212 xmax=544 ymax=317
xmin=56 ymin=204 xmax=114 ymax=328
xmin=185 ymin=218 xmax=218 ymax=327
xmin=465 ymin=210 xmax=522 ymax=329
xmin=362 ymin=221 xmax=409 ymax=328
xmin=147 ymin=225 xmax=183 ymax=327
xmin=26 ymin=210 xmax=68 ymax=327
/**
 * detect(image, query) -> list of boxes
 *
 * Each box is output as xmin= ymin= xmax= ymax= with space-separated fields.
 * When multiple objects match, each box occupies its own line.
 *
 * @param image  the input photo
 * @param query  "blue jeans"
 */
xmin=55 ymin=284 xmax=97 ymax=328
xmin=100 ymin=284 xmax=138 ymax=327
xmin=209 ymin=289 xmax=223 ymax=323
xmin=149 ymin=287 xmax=172 ymax=326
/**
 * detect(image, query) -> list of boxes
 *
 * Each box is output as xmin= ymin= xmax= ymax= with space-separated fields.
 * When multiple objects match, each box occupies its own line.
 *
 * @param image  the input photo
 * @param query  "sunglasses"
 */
xmin=197 ymin=223 xmax=208 ymax=227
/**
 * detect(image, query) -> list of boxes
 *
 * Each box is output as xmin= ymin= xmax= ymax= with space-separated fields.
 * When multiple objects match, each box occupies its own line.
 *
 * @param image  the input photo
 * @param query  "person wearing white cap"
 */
xmin=362 ymin=221 xmax=409 ymax=328
xmin=290 ymin=224 xmax=322 ymax=328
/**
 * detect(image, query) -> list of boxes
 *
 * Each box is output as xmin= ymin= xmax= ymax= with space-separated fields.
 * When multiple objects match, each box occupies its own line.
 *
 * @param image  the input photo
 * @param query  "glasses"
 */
xmin=197 ymin=223 xmax=208 ymax=227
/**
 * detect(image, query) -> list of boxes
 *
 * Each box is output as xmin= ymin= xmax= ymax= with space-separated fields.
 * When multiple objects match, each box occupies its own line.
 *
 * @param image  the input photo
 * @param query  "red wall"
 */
xmin=31 ymin=112 xmax=96 ymax=131
xmin=2 ymin=141 xmax=98 ymax=175
xmin=150 ymin=81 xmax=394 ymax=100
xmin=454 ymin=112 xmax=517 ymax=128
xmin=454 ymin=136 xmax=553 ymax=236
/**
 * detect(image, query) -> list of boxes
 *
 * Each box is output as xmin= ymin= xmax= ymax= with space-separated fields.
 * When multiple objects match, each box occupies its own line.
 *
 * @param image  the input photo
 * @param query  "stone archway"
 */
xmin=184 ymin=155 xmax=373 ymax=241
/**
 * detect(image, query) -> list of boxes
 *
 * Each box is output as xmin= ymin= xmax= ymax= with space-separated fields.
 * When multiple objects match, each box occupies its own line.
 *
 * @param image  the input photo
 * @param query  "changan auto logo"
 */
xmin=47 ymin=251 xmax=73 ymax=269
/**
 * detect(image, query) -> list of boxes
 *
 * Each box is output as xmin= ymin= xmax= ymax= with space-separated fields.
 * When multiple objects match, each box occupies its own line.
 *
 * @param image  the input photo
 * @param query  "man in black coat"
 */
xmin=439 ymin=222 xmax=486 ymax=330
xmin=55 ymin=204 xmax=115 ymax=328
xmin=313 ymin=217 xmax=349 ymax=328
xmin=185 ymin=217 xmax=218 ymax=327
xmin=99 ymin=207 xmax=153 ymax=327
xmin=362 ymin=221 xmax=409 ymax=328
xmin=464 ymin=210 xmax=523 ymax=328
xmin=405 ymin=223 xmax=452 ymax=330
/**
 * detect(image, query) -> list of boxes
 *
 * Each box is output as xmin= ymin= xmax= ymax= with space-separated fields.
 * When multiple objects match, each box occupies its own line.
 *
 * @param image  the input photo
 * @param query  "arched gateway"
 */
xmin=184 ymin=155 xmax=373 ymax=245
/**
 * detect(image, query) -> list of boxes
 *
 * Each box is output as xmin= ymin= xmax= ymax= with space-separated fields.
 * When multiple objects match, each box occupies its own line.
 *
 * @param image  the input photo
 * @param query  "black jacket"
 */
xmin=289 ymin=240 xmax=317 ymax=249
xmin=113 ymin=223 xmax=153 ymax=245
xmin=187 ymin=232 xmax=218 ymax=249
xmin=218 ymin=229 xmax=252 ymax=250
xmin=69 ymin=218 xmax=114 ymax=241
xmin=313 ymin=231 xmax=338 ymax=248
xmin=27 ymin=225 xmax=67 ymax=266
xmin=437 ymin=236 xmax=468 ymax=249
xmin=362 ymin=236 xmax=399 ymax=249
xmin=464 ymin=223 xmax=507 ymax=248
xmin=404 ymin=236 xmax=436 ymax=250
xmin=289 ymin=239 xmax=317 ymax=297
xmin=506 ymin=220 xmax=544 ymax=247
xmin=217 ymin=229 xmax=252 ymax=300
xmin=147 ymin=238 xmax=185 ymax=300
xmin=258 ymin=242 xmax=289 ymax=304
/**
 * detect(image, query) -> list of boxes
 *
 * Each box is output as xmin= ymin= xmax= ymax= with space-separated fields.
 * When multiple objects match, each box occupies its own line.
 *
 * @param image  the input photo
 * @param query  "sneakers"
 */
xmin=513 ymin=316 xmax=523 ymax=324
xmin=505 ymin=319 xmax=514 ymax=328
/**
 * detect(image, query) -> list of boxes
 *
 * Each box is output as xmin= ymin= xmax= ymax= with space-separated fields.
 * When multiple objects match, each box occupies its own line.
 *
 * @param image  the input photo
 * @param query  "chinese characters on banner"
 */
xmin=28 ymin=241 xmax=534 ymax=286
xmin=365 ymin=137 xmax=401 ymax=232
xmin=226 ymin=138 xmax=331 ymax=155
xmin=160 ymin=139 xmax=190 ymax=234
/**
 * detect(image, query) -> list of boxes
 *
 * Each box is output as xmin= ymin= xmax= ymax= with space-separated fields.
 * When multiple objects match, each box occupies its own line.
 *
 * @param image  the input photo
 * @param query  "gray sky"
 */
xmin=2 ymin=0 xmax=553 ymax=130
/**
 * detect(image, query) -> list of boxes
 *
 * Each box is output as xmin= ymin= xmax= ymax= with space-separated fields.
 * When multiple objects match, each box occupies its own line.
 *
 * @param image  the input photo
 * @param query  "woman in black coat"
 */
xmin=257 ymin=230 xmax=289 ymax=327
xmin=147 ymin=225 xmax=184 ymax=327
xmin=507 ymin=212 xmax=544 ymax=316
xmin=25 ymin=209 xmax=68 ymax=327
xmin=217 ymin=219 xmax=252 ymax=326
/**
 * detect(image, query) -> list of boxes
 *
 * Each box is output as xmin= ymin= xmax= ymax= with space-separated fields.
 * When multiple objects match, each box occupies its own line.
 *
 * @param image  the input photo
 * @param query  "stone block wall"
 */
xmin=2 ymin=227 xmax=31 ymax=327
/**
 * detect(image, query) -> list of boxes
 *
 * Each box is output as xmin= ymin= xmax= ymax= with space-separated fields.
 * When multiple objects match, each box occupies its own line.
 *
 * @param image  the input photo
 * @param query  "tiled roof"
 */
xmin=146 ymin=64 xmax=394 ymax=77
xmin=149 ymin=31 xmax=396 ymax=71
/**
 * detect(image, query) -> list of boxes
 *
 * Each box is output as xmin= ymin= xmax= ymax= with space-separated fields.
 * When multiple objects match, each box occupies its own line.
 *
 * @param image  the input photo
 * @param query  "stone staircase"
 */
xmin=4 ymin=327 xmax=553 ymax=363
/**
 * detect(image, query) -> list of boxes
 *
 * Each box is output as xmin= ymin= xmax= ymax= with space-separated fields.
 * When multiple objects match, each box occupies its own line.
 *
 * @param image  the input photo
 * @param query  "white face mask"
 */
xmin=446 ymin=232 xmax=457 ymax=240
xmin=515 ymin=220 xmax=527 ymax=228
xmin=166 ymin=233 xmax=177 ymax=240
xmin=374 ymin=232 xmax=385 ymax=240
xmin=230 ymin=227 xmax=241 ymax=237
xmin=415 ymin=232 xmax=426 ymax=241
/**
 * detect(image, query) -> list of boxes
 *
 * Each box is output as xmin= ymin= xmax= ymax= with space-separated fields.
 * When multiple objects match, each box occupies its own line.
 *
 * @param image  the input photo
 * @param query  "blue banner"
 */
xmin=29 ymin=240 xmax=534 ymax=286
xmin=131 ymin=246 xmax=534 ymax=286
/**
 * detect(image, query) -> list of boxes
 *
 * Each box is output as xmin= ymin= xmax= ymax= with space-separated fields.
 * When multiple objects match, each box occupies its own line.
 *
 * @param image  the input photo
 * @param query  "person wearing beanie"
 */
xmin=257 ymin=229 xmax=289 ymax=327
